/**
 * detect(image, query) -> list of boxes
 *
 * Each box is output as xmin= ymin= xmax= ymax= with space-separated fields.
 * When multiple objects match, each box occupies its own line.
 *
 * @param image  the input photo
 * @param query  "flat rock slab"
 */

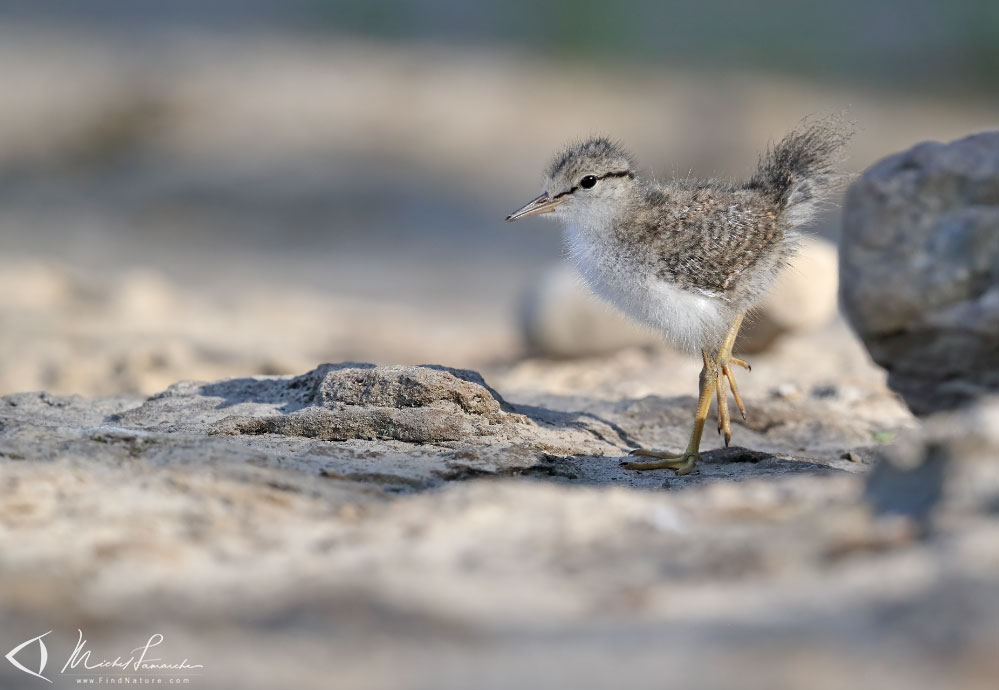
xmin=0 ymin=363 xmax=884 ymax=494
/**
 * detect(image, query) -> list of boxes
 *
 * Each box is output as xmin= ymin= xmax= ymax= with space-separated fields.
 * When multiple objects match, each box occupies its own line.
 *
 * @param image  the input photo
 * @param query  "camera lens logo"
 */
xmin=5 ymin=631 xmax=52 ymax=683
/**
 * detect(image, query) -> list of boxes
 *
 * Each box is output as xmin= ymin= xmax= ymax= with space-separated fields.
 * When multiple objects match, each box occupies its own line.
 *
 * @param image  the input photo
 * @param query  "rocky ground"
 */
xmin=3 ymin=340 xmax=997 ymax=689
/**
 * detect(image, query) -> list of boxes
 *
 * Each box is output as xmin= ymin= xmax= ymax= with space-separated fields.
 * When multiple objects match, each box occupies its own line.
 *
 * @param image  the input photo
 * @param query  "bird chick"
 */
xmin=506 ymin=118 xmax=851 ymax=474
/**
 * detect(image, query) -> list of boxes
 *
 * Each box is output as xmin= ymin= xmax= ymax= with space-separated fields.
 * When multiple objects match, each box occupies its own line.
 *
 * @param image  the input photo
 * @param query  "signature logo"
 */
xmin=5 ymin=631 xmax=52 ymax=683
xmin=5 ymin=630 xmax=202 ymax=684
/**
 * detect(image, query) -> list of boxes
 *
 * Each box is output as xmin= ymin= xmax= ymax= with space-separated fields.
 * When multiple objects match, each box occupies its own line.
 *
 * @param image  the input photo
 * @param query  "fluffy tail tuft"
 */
xmin=747 ymin=115 xmax=853 ymax=226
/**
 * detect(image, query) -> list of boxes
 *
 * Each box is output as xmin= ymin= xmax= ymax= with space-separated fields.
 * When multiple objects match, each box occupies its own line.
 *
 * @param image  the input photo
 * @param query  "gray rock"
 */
xmin=841 ymin=132 xmax=999 ymax=415
xmin=210 ymin=363 xmax=518 ymax=443
xmin=864 ymin=443 xmax=947 ymax=526
xmin=864 ymin=395 xmax=999 ymax=531
xmin=926 ymin=395 xmax=999 ymax=513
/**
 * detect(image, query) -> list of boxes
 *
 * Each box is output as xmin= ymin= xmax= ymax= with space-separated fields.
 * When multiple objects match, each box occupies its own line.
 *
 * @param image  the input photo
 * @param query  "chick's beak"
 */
xmin=505 ymin=192 xmax=565 ymax=222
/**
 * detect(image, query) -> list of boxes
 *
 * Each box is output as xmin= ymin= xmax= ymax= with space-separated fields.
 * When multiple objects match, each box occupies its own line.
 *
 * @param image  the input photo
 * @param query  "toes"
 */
xmin=724 ymin=368 xmax=748 ymax=421
xmin=674 ymin=463 xmax=695 ymax=476
xmin=720 ymin=361 xmax=749 ymax=426
xmin=629 ymin=448 xmax=680 ymax=460
xmin=715 ymin=376 xmax=731 ymax=445
xmin=622 ymin=454 xmax=698 ymax=473
xmin=729 ymin=357 xmax=751 ymax=371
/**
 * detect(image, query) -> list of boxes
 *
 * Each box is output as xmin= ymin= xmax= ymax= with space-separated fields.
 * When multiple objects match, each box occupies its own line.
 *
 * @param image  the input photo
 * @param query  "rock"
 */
xmin=864 ymin=395 xmax=999 ymax=530
xmin=926 ymin=395 xmax=999 ymax=513
xmin=313 ymin=364 xmax=508 ymax=416
xmin=212 ymin=364 xmax=517 ymax=444
xmin=840 ymin=132 xmax=999 ymax=415
xmin=520 ymin=237 xmax=839 ymax=358
xmin=864 ymin=443 xmax=947 ymax=525
xmin=772 ymin=382 xmax=802 ymax=400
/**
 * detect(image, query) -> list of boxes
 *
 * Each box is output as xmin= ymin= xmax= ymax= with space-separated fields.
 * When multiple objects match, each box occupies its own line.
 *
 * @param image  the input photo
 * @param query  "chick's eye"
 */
xmin=579 ymin=175 xmax=597 ymax=189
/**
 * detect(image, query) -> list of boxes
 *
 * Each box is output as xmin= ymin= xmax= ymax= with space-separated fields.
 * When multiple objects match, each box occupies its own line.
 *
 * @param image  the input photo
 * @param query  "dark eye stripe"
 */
xmin=552 ymin=170 xmax=634 ymax=200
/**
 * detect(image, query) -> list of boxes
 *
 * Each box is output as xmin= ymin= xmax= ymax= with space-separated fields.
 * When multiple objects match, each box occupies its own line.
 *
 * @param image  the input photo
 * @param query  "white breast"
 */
xmin=565 ymin=224 xmax=728 ymax=353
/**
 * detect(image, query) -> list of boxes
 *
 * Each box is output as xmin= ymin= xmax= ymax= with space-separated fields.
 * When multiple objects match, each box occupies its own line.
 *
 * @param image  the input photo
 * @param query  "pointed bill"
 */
xmin=505 ymin=193 xmax=565 ymax=221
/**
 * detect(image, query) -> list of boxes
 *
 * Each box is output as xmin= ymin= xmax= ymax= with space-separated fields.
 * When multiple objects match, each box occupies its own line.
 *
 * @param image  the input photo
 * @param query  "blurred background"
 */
xmin=1 ymin=0 xmax=997 ymax=396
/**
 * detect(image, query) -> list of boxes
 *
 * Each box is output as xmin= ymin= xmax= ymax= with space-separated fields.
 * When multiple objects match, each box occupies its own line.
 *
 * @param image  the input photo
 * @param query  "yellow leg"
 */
xmin=713 ymin=314 xmax=747 ymax=446
xmin=716 ymin=373 xmax=731 ymax=445
xmin=622 ymin=351 xmax=716 ymax=475
xmin=723 ymin=364 xmax=746 ymax=420
xmin=623 ymin=314 xmax=751 ymax=474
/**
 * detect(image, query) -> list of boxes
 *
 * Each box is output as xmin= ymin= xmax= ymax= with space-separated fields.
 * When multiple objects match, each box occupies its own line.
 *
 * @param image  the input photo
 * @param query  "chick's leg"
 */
xmin=622 ymin=351 xmax=717 ymax=476
xmin=713 ymin=314 xmax=749 ymax=446
xmin=624 ymin=314 xmax=751 ymax=474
